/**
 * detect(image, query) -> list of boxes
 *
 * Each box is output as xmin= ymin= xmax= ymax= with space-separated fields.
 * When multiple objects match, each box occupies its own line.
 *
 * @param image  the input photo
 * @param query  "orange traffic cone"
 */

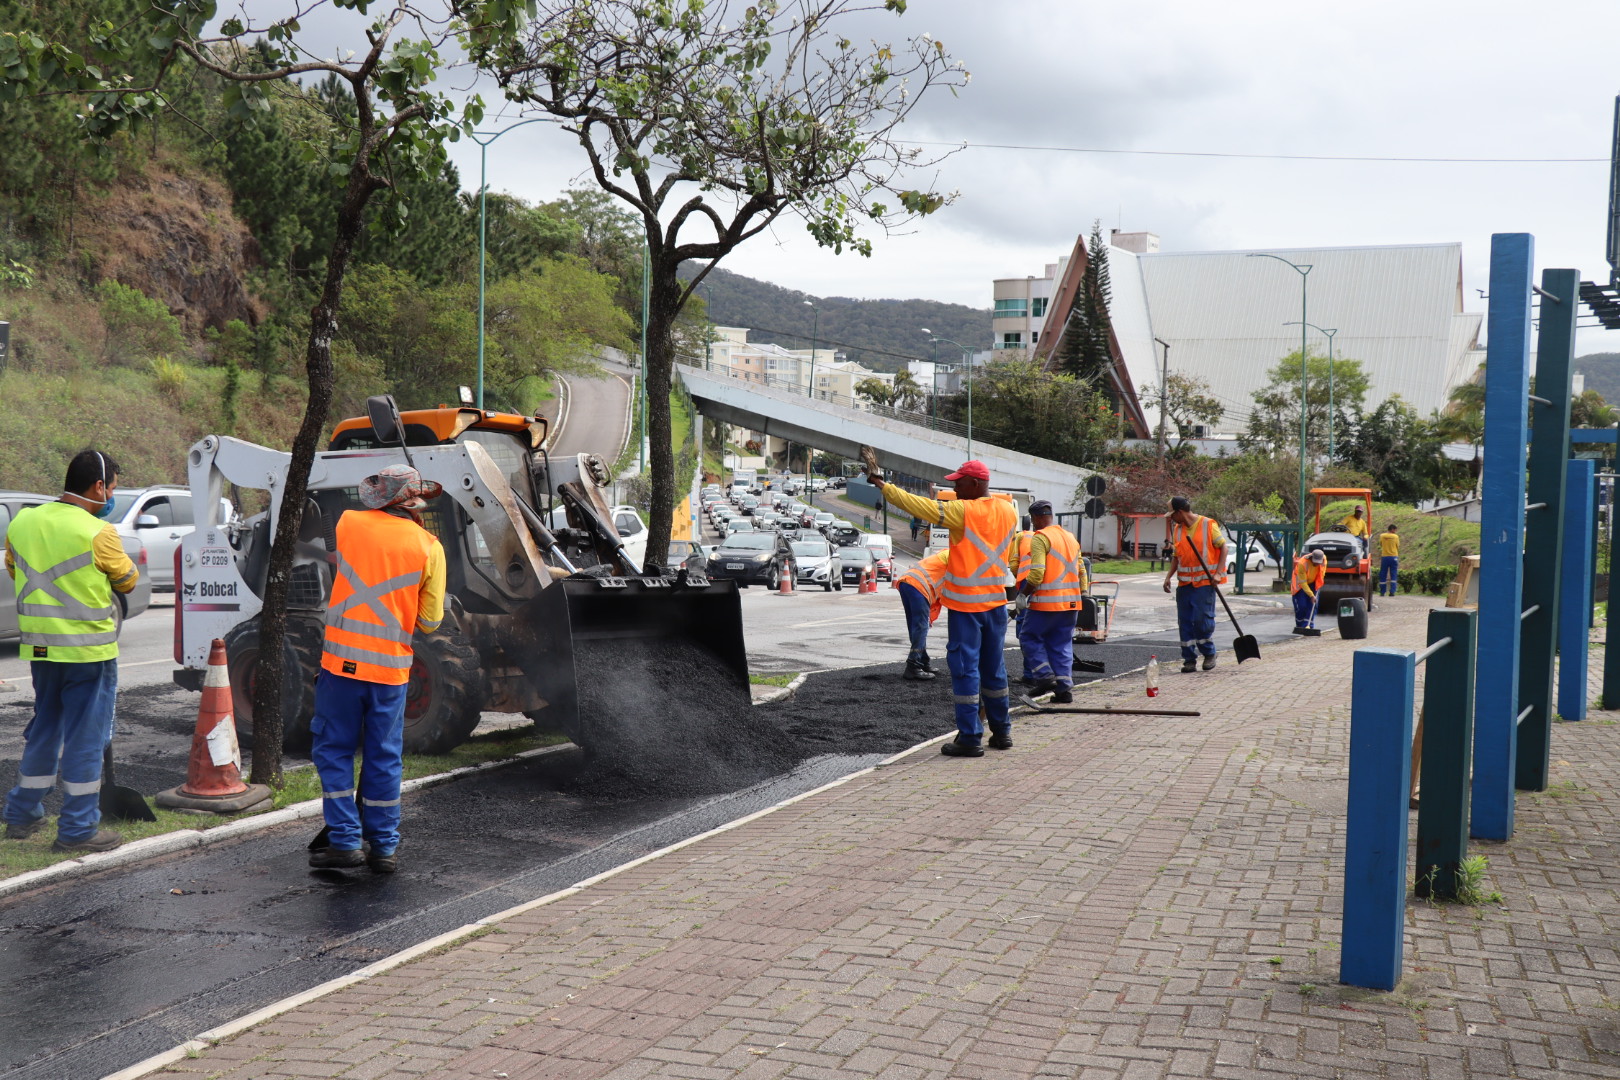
xmin=156 ymin=638 xmax=273 ymax=813
xmin=860 ymin=568 xmax=876 ymax=594
xmin=777 ymin=567 xmax=795 ymax=594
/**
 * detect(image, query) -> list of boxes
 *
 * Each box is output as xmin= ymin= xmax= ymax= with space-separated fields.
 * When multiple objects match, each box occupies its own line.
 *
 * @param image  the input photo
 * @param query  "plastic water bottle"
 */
xmin=1145 ymin=655 xmax=1160 ymax=698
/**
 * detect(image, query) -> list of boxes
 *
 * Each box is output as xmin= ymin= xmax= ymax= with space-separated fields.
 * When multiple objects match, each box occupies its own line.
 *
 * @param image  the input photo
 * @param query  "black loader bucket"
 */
xmin=504 ymin=576 xmax=749 ymax=749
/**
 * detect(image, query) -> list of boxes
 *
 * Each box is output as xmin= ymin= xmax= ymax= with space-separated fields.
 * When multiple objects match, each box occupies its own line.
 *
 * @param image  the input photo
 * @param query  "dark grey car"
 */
xmin=0 ymin=492 xmax=153 ymax=643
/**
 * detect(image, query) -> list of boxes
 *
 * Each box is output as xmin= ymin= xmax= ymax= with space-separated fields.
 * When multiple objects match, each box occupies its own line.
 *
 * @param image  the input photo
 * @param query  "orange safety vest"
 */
xmin=320 ymin=509 xmax=436 ymax=685
xmin=1029 ymin=525 xmax=1084 ymax=611
xmin=1291 ymin=555 xmax=1326 ymax=596
xmin=895 ymin=551 xmax=949 ymax=623
xmin=941 ymin=497 xmax=1019 ymax=612
xmin=1013 ymin=530 xmax=1035 ymax=584
xmin=1172 ymin=515 xmax=1228 ymax=588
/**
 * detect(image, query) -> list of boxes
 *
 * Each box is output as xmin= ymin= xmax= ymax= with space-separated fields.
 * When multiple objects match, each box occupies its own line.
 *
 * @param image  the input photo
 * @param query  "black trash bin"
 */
xmin=1337 ymin=596 xmax=1368 ymax=639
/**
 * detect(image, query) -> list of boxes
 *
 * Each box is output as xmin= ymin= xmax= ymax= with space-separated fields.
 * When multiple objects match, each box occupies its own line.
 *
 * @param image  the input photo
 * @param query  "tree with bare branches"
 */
xmin=468 ymin=0 xmax=967 ymax=563
xmin=0 ymin=1 xmax=500 ymax=782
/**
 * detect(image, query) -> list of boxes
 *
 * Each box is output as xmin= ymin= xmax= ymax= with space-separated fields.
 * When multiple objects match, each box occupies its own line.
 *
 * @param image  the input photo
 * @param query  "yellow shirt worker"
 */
xmin=1377 ymin=523 xmax=1401 ymax=597
xmin=861 ymin=448 xmax=1018 ymax=757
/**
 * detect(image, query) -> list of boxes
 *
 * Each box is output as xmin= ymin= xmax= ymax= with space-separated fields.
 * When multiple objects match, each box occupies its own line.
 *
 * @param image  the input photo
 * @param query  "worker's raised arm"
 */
xmin=879 ymin=483 xmax=967 ymax=532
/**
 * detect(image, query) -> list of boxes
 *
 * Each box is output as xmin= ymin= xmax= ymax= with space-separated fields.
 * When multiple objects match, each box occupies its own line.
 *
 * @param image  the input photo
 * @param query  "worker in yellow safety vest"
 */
xmin=893 ymin=551 xmax=948 ymax=680
xmin=861 ymin=447 xmax=1018 ymax=757
xmin=1015 ymin=500 xmax=1085 ymax=702
xmin=3 ymin=450 xmax=139 ymax=854
xmin=1161 ymin=496 xmax=1228 ymax=673
xmin=309 ymin=464 xmax=446 ymax=874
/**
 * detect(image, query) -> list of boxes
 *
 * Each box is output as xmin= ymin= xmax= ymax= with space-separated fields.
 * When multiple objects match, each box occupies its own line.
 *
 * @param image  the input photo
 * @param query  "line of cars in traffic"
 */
xmin=699 ymin=483 xmax=893 ymax=591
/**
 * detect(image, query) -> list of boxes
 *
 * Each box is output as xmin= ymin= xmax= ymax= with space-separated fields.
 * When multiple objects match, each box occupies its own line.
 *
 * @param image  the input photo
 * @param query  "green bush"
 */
xmin=95 ymin=281 xmax=185 ymax=364
xmin=1397 ymin=565 xmax=1455 ymax=595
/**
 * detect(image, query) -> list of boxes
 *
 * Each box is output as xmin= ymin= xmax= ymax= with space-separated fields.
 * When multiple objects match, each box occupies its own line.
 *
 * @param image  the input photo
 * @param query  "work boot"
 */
xmin=940 ymin=735 xmax=984 ymax=758
xmin=51 ymin=829 xmax=122 ymax=854
xmin=1029 ymin=678 xmax=1059 ymax=697
xmin=367 ymin=849 xmax=399 ymax=874
xmin=5 ymin=818 xmax=46 ymax=840
xmin=987 ymin=730 xmax=1013 ymax=750
xmin=309 ymin=846 xmax=365 ymax=869
xmin=1202 ymin=654 xmax=1217 ymax=671
xmin=1051 ymin=688 xmax=1073 ymax=704
xmin=1181 ymin=659 xmax=1198 ymax=674
xmin=921 ymin=654 xmax=937 ymax=674
xmin=902 ymin=660 xmax=935 ymax=681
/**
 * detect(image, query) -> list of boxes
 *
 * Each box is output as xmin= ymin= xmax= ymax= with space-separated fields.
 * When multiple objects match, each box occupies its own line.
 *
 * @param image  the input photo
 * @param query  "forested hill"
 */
xmin=682 ymin=264 xmax=990 ymax=373
xmin=1576 ymin=352 xmax=1620 ymax=403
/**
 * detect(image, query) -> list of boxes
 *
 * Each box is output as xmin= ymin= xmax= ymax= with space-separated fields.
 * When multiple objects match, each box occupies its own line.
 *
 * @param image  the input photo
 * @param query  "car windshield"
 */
xmin=720 ymin=534 xmax=775 ymax=551
xmin=814 ymin=513 xmax=833 ymax=522
xmin=792 ymin=541 xmax=829 ymax=557
xmin=838 ymin=547 xmax=873 ymax=563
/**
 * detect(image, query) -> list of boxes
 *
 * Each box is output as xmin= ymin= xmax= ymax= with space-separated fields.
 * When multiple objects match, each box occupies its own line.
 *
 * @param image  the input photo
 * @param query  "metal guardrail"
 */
xmin=676 ymin=355 xmax=1007 ymax=446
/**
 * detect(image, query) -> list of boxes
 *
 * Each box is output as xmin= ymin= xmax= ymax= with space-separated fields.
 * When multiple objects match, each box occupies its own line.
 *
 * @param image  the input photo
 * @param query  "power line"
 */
xmin=903 ymin=139 xmax=1606 ymax=165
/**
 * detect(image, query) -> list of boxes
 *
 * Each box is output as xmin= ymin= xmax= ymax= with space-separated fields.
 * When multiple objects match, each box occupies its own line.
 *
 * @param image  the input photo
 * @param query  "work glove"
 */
xmin=859 ymin=444 xmax=883 ymax=484
xmin=1015 ymin=591 xmax=1031 ymax=615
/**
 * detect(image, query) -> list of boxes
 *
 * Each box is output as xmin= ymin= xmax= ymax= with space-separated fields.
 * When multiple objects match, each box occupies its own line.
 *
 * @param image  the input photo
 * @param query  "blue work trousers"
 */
xmin=1018 ymin=608 xmax=1078 ymax=688
xmin=1379 ymin=556 xmax=1399 ymax=596
xmin=311 ymin=670 xmax=408 ymax=854
xmin=946 ymin=606 xmax=1010 ymax=744
xmin=1175 ymin=585 xmax=1218 ymax=663
xmin=897 ymin=582 xmax=933 ymax=665
xmin=4 ymin=660 xmax=117 ymax=842
xmin=1293 ymin=591 xmax=1318 ymax=629
xmin=1014 ymin=606 xmax=1032 ymax=679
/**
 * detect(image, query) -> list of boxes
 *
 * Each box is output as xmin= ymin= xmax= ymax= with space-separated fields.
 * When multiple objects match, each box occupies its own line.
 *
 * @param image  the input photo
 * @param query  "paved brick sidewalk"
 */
xmin=157 ymin=596 xmax=1620 ymax=1079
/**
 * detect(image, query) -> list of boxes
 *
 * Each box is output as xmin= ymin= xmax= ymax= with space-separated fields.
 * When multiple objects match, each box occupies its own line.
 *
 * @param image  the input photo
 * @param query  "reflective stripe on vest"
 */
xmin=320 ymin=511 xmax=434 ymax=685
xmin=1013 ymin=532 xmax=1034 ymax=584
xmin=1031 ymin=526 xmax=1084 ymax=610
xmin=10 ymin=502 xmax=120 ymax=661
xmin=1174 ymin=516 xmax=1227 ymax=587
xmin=1291 ymin=557 xmax=1325 ymax=595
xmin=941 ymin=499 xmax=1018 ymax=611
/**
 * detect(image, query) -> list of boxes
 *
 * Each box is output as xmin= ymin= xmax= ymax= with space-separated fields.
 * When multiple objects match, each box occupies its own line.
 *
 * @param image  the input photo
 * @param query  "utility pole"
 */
xmin=1154 ymin=337 xmax=1170 ymax=463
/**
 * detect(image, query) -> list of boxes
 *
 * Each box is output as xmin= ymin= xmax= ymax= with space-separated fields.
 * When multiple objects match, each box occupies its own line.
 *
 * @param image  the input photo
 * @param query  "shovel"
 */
xmin=1184 ymin=538 xmax=1260 ymax=663
xmin=100 ymin=743 xmax=156 ymax=822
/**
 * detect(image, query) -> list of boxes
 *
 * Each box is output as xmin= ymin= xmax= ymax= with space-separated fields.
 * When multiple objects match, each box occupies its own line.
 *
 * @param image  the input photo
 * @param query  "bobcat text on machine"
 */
xmin=173 ymin=396 xmax=747 ymax=754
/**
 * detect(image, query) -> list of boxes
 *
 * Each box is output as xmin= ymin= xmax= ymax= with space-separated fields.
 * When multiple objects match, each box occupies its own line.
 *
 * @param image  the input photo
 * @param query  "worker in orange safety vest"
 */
xmin=309 ymin=464 xmax=446 ymax=874
xmin=893 ymin=550 xmax=948 ymax=680
xmin=1291 ymin=550 xmax=1328 ymax=630
xmin=1015 ymin=500 xmax=1085 ymax=702
xmin=1161 ymin=496 xmax=1228 ymax=673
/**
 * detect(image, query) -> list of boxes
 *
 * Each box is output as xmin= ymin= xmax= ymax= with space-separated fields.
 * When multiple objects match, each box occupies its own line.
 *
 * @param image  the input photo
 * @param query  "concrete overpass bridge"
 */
xmin=679 ymin=363 xmax=1092 ymax=510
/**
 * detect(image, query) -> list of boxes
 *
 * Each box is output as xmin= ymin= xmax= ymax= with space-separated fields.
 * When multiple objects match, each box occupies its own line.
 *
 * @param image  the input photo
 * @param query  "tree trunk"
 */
xmin=249 ymin=167 xmax=379 ymax=787
xmin=642 ymin=271 xmax=682 ymax=568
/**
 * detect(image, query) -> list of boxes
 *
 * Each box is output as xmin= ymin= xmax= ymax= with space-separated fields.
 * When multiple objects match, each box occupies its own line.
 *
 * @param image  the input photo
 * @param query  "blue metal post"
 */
xmin=1558 ymin=459 xmax=1597 ymax=722
xmin=1341 ymin=647 xmax=1417 ymax=991
xmin=1472 ymin=234 xmax=1533 ymax=842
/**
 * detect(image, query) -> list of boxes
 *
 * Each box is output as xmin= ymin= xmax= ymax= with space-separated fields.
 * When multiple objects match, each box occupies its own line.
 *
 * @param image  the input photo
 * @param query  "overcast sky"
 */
xmin=254 ymin=0 xmax=1620 ymax=352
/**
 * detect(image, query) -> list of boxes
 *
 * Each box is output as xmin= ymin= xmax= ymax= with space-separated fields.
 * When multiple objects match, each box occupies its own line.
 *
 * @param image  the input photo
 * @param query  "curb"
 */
xmin=101 ymin=726 xmax=954 ymax=1080
xmin=750 ymin=672 xmax=809 ymax=705
xmin=0 ymin=744 xmax=574 ymax=903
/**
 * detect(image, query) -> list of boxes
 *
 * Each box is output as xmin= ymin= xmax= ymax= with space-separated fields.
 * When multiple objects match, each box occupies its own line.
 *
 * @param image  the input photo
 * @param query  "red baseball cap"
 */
xmin=944 ymin=460 xmax=990 ymax=481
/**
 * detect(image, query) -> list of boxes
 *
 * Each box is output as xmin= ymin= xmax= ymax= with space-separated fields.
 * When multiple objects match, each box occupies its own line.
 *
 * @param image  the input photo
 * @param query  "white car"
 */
xmin=791 ymin=538 xmax=843 ymax=591
xmin=608 ymin=504 xmax=648 ymax=568
xmin=1225 ymin=536 xmax=1275 ymax=575
xmin=109 ymin=485 xmax=231 ymax=592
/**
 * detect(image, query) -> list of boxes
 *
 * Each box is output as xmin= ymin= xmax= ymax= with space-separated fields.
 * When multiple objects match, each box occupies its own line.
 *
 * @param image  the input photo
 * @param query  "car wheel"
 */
xmin=767 ymin=568 xmax=779 ymax=591
xmin=835 ymin=579 xmax=843 ymax=591
xmin=823 ymin=581 xmax=832 ymax=592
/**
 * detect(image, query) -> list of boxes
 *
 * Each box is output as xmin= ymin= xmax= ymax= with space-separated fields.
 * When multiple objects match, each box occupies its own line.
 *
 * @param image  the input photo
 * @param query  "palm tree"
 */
xmin=891 ymin=369 xmax=925 ymax=411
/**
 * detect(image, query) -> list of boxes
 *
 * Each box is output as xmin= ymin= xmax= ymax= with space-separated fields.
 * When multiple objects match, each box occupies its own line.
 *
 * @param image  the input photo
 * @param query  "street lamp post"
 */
xmin=803 ymin=300 xmax=819 ymax=399
xmin=1248 ymin=252 xmax=1314 ymax=549
xmin=924 ymin=329 xmax=975 ymax=460
xmin=1285 ymin=321 xmax=1339 ymax=460
xmin=471 ymin=117 xmax=555 ymax=410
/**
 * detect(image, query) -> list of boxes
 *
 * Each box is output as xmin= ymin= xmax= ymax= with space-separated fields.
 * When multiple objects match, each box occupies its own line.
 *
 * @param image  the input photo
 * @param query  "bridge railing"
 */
xmin=676 ymin=354 xmax=1004 ymax=445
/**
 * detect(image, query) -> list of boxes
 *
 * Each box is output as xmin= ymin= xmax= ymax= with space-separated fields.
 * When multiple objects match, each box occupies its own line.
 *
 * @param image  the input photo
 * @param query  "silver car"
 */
xmin=0 ymin=491 xmax=152 ymax=642
xmin=792 ymin=538 xmax=843 ymax=591
xmin=108 ymin=484 xmax=234 ymax=592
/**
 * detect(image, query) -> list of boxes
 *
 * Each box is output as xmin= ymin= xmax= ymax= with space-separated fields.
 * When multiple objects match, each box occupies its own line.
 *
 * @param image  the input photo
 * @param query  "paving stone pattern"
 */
xmin=158 ymin=595 xmax=1620 ymax=1079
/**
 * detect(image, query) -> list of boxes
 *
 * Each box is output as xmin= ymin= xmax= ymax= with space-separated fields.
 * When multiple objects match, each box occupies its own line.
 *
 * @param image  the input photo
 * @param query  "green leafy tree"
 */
xmin=1572 ymin=388 xmax=1618 ymax=429
xmin=96 ymin=280 xmax=186 ymax=364
xmin=1337 ymin=396 xmax=1447 ymax=505
xmin=1241 ymin=351 xmax=1371 ymax=456
xmin=941 ymin=356 xmax=1117 ymax=467
xmin=472 ymin=0 xmax=968 ymax=565
xmin=1 ymin=1 xmax=501 ymax=782
xmin=891 ymin=368 xmax=925 ymax=410
xmin=477 ymin=191 xmax=581 ymax=280
xmin=483 ymin=255 xmax=635 ymax=388
xmin=1146 ymin=372 xmax=1224 ymax=448
xmin=854 ymin=376 xmax=895 ymax=407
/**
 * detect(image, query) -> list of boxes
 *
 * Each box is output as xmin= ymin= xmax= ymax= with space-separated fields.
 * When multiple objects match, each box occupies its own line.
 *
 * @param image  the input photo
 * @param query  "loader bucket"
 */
xmin=504 ymin=576 xmax=750 ymax=750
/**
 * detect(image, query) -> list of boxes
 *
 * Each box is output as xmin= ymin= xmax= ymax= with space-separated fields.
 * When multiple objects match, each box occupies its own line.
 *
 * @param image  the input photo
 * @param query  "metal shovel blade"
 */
xmin=1232 ymin=633 xmax=1262 ymax=663
xmin=99 ymin=744 xmax=156 ymax=822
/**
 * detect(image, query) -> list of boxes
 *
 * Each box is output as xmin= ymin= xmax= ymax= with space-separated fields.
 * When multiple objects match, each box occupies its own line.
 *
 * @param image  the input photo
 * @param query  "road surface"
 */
xmin=545 ymin=359 xmax=635 ymax=460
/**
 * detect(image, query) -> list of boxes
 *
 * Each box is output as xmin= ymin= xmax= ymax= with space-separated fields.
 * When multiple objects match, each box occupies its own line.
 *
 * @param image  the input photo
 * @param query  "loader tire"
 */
xmin=224 ymin=615 xmax=323 ymax=754
xmin=402 ymin=627 xmax=485 ymax=755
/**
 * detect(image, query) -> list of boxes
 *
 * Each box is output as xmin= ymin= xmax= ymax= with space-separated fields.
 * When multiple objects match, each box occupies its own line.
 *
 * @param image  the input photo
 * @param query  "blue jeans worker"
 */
xmin=1291 ymin=551 xmax=1327 ymax=629
xmin=1016 ymin=502 xmax=1085 ymax=703
xmin=894 ymin=551 xmax=947 ymax=681
xmin=309 ymin=464 xmax=447 ymax=873
xmin=1161 ymin=496 xmax=1228 ymax=673
xmin=4 ymin=449 xmax=139 ymax=853
xmin=1377 ymin=526 xmax=1400 ymax=596
xmin=864 ymin=447 xmax=1019 ymax=756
